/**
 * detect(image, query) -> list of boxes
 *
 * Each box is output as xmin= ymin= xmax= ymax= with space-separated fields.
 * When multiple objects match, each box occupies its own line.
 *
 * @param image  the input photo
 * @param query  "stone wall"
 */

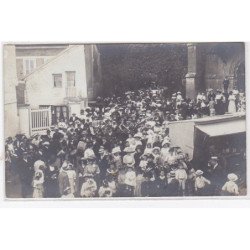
xmin=185 ymin=42 xmax=245 ymax=98
xmin=203 ymin=43 xmax=245 ymax=91
xmin=84 ymin=45 xmax=102 ymax=100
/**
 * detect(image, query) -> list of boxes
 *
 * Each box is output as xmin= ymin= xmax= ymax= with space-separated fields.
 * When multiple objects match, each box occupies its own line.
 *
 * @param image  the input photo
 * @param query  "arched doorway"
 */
xmin=235 ymin=62 xmax=245 ymax=91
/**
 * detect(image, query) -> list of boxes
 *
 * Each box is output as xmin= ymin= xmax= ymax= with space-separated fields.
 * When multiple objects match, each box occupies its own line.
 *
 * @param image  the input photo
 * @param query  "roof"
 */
xmin=22 ymin=45 xmax=82 ymax=80
xmin=169 ymin=112 xmax=246 ymax=125
xmin=195 ymin=118 xmax=246 ymax=137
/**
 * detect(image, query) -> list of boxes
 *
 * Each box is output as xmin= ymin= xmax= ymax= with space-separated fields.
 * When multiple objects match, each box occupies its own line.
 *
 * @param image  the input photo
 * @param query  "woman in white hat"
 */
xmin=83 ymin=155 xmax=100 ymax=178
xmin=143 ymin=142 xmax=153 ymax=155
xmin=166 ymin=171 xmax=179 ymax=196
xmin=160 ymin=139 xmax=171 ymax=164
xmin=98 ymin=180 xmax=113 ymax=197
xmin=118 ymin=167 xmax=136 ymax=197
xmin=194 ymin=170 xmax=211 ymax=196
xmin=175 ymin=164 xmax=188 ymax=196
xmin=58 ymin=163 xmax=71 ymax=197
xmin=66 ymin=163 xmax=76 ymax=195
xmin=133 ymin=133 xmax=143 ymax=148
xmin=165 ymin=147 xmax=178 ymax=167
xmin=152 ymin=147 xmax=161 ymax=164
xmin=32 ymin=172 xmax=44 ymax=198
xmin=123 ymin=147 xmax=135 ymax=167
xmin=222 ymin=173 xmax=239 ymax=196
xmin=80 ymin=176 xmax=97 ymax=197
xmin=111 ymin=147 xmax=122 ymax=169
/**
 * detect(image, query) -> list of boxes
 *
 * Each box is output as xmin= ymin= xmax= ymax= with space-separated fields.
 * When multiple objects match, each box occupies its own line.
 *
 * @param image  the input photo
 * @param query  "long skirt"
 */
xmin=228 ymin=100 xmax=236 ymax=113
xmin=33 ymin=185 xmax=44 ymax=198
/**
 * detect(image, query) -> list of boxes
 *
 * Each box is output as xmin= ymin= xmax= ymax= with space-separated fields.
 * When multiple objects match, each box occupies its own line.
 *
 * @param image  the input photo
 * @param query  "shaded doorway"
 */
xmin=51 ymin=105 xmax=69 ymax=125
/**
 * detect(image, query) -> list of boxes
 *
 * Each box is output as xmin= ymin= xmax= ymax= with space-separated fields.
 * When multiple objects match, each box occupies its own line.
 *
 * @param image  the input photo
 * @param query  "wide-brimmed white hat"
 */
xmin=62 ymin=162 xmax=69 ymax=170
xmin=227 ymin=173 xmax=238 ymax=182
xmin=123 ymin=155 xmax=135 ymax=167
xmin=112 ymin=147 xmax=121 ymax=154
xmin=134 ymin=133 xmax=142 ymax=139
xmin=87 ymin=154 xmax=96 ymax=160
xmin=195 ymin=170 xmax=204 ymax=176
xmin=123 ymin=147 xmax=135 ymax=153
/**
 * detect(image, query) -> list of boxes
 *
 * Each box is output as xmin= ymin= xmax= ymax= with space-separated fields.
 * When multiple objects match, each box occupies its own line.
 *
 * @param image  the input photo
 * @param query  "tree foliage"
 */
xmin=98 ymin=43 xmax=187 ymax=96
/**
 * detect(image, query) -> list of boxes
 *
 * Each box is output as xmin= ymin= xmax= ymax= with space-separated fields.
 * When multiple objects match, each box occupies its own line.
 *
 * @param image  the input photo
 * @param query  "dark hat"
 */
xmin=147 ymin=154 xmax=155 ymax=159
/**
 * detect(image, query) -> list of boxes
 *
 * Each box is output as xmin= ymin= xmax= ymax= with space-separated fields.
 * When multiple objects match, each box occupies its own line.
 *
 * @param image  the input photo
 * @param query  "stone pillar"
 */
xmin=18 ymin=105 xmax=31 ymax=137
xmin=185 ymin=43 xmax=203 ymax=99
xmin=3 ymin=44 xmax=20 ymax=138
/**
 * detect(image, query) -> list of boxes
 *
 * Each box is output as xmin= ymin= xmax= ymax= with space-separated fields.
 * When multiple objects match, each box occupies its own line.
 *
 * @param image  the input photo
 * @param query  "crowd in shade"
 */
xmin=5 ymin=84 xmax=245 ymax=198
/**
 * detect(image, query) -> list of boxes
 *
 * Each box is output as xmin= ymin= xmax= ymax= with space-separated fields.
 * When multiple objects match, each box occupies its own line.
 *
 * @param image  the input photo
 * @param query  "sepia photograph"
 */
xmin=3 ymin=42 xmax=246 ymax=199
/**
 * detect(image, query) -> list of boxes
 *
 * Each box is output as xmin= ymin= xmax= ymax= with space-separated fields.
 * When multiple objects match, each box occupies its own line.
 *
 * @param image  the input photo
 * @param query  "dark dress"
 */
xmin=141 ymin=180 xmax=151 ymax=197
xmin=18 ymin=158 xmax=34 ymax=198
xmin=58 ymin=171 xmax=70 ymax=196
xmin=215 ymin=97 xmax=224 ymax=115
xmin=44 ymin=166 xmax=60 ymax=198
xmin=97 ymin=155 xmax=110 ymax=181
xmin=154 ymin=177 xmax=168 ymax=196
xmin=167 ymin=178 xmax=179 ymax=196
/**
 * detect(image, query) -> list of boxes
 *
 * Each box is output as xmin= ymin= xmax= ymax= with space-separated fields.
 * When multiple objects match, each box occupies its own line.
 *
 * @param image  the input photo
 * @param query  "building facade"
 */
xmin=185 ymin=42 xmax=245 ymax=99
xmin=4 ymin=44 xmax=102 ymax=137
xmin=4 ymin=42 xmax=244 ymax=138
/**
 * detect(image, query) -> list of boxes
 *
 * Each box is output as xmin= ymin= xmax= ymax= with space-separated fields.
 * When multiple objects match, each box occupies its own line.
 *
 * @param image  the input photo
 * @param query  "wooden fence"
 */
xmin=30 ymin=107 xmax=51 ymax=135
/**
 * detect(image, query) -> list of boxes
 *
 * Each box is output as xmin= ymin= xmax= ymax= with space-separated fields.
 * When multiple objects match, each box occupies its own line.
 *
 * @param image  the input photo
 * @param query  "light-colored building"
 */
xmin=4 ymin=44 xmax=102 ymax=137
xmin=24 ymin=45 xmax=88 ymax=112
xmin=16 ymin=44 xmax=68 ymax=80
xmin=23 ymin=44 xmax=101 ymax=124
xmin=4 ymin=45 xmax=20 ymax=138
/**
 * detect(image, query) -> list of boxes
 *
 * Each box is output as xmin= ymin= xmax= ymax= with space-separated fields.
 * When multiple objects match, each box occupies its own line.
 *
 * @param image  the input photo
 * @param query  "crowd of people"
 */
xmin=5 ymin=85 xmax=245 ymax=198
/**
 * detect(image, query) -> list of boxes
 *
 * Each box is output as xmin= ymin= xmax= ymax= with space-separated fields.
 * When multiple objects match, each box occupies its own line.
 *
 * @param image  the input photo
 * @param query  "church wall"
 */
xmin=204 ymin=43 xmax=245 ymax=91
xmin=84 ymin=45 xmax=102 ymax=101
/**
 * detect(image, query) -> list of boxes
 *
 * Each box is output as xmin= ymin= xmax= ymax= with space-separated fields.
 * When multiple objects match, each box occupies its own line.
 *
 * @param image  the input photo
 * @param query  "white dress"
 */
xmin=228 ymin=95 xmax=236 ymax=113
xmin=67 ymin=170 xmax=76 ymax=194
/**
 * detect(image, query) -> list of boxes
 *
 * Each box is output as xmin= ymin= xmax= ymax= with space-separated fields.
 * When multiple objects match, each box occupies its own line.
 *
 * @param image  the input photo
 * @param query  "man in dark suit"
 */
xmin=18 ymin=152 xmax=33 ymax=198
xmin=208 ymin=156 xmax=225 ymax=195
xmin=223 ymin=77 xmax=230 ymax=93
xmin=96 ymin=147 xmax=110 ymax=181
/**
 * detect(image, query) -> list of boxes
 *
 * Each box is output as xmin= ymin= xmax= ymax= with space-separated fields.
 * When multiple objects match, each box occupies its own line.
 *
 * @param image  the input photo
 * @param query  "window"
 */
xmin=53 ymin=74 xmax=62 ymax=88
xmin=66 ymin=71 xmax=76 ymax=86
xmin=24 ymin=59 xmax=36 ymax=75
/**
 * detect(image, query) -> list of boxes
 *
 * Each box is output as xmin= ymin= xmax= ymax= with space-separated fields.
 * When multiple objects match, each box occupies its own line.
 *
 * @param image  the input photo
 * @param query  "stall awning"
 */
xmin=196 ymin=119 xmax=246 ymax=137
